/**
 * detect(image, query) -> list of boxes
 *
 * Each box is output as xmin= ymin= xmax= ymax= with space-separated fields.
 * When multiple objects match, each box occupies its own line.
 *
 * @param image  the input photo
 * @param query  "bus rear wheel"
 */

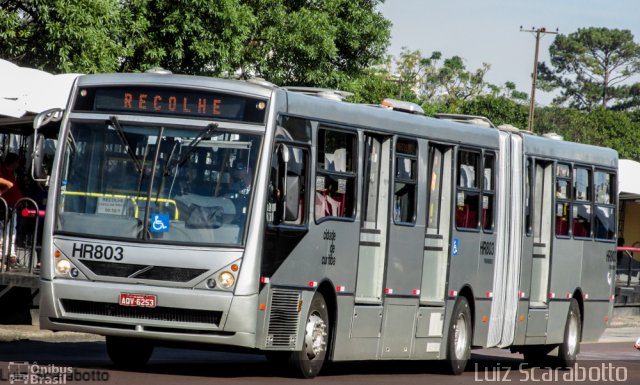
xmin=445 ymin=296 xmax=472 ymax=375
xmin=289 ymin=292 xmax=330 ymax=378
xmin=106 ymin=336 xmax=154 ymax=368
xmin=556 ymin=298 xmax=581 ymax=368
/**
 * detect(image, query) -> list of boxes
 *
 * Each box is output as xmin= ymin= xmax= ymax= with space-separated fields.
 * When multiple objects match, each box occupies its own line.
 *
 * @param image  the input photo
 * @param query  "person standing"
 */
xmin=0 ymin=153 xmax=23 ymax=259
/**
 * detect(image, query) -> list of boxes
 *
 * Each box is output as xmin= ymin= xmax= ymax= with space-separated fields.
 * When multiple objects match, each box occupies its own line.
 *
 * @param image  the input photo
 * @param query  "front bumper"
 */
xmin=39 ymin=278 xmax=258 ymax=348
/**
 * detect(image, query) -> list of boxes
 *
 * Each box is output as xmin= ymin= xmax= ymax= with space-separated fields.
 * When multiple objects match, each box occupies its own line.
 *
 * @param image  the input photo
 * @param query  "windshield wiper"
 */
xmin=159 ymin=123 xmax=218 ymax=201
xmin=109 ymin=116 xmax=143 ymax=174
xmin=162 ymin=123 xmax=218 ymax=178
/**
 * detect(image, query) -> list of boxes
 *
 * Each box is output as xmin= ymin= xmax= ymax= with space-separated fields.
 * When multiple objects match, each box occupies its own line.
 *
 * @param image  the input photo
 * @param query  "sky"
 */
xmin=378 ymin=0 xmax=640 ymax=105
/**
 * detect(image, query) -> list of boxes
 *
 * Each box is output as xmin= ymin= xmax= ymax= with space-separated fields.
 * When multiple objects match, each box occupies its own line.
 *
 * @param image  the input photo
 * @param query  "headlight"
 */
xmin=55 ymin=259 xmax=72 ymax=275
xmin=218 ymin=271 xmax=236 ymax=289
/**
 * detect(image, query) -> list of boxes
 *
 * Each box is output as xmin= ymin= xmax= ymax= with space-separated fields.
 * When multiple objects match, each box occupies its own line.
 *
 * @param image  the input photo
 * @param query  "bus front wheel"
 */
xmin=289 ymin=292 xmax=330 ymax=378
xmin=106 ymin=336 xmax=154 ymax=368
xmin=445 ymin=296 xmax=472 ymax=375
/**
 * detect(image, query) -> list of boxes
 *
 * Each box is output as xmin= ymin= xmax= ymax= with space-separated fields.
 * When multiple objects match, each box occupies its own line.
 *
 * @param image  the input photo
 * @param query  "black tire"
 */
xmin=445 ymin=296 xmax=472 ymax=375
xmin=106 ymin=336 xmax=154 ymax=368
xmin=288 ymin=292 xmax=330 ymax=378
xmin=556 ymin=298 xmax=581 ymax=368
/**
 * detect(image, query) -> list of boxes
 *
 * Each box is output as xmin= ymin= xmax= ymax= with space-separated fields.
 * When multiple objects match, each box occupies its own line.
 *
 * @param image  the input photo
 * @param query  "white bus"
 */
xmin=37 ymin=73 xmax=617 ymax=377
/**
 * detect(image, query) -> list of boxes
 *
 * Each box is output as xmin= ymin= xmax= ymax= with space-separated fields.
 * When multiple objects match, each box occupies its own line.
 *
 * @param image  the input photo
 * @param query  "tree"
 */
xmin=460 ymin=95 xmax=529 ymax=129
xmin=0 ymin=0 xmax=127 ymax=73
xmin=0 ymin=0 xmax=391 ymax=85
xmin=391 ymin=48 xmax=493 ymax=106
xmin=119 ymin=0 xmax=255 ymax=75
xmin=538 ymin=27 xmax=640 ymax=111
xmin=239 ymin=0 xmax=391 ymax=87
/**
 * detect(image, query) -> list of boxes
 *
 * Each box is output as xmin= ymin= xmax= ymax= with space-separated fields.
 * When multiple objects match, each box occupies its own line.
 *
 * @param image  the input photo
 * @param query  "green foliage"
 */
xmin=459 ymin=96 xmax=529 ymax=128
xmin=241 ymin=0 xmax=391 ymax=87
xmin=342 ymin=67 xmax=402 ymax=104
xmin=535 ymin=107 xmax=640 ymax=160
xmin=0 ymin=0 xmax=391 ymax=82
xmin=120 ymin=0 xmax=255 ymax=75
xmin=538 ymin=27 xmax=640 ymax=110
xmin=0 ymin=0 xmax=127 ymax=73
xmin=390 ymin=48 xmax=495 ymax=105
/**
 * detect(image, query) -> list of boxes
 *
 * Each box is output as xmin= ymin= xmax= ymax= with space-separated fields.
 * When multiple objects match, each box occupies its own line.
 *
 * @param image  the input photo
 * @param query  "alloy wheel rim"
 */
xmin=454 ymin=313 xmax=468 ymax=359
xmin=304 ymin=312 xmax=327 ymax=360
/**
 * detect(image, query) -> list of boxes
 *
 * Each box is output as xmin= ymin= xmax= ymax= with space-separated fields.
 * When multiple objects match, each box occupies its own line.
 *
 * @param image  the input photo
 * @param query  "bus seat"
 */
xmin=573 ymin=220 xmax=588 ymax=237
xmin=456 ymin=204 xmax=477 ymax=229
xmin=556 ymin=217 xmax=568 ymax=236
xmin=326 ymin=194 xmax=343 ymax=216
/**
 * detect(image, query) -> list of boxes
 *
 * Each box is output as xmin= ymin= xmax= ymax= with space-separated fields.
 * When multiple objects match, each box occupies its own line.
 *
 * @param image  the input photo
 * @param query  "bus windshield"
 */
xmin=55 ymin=119 xmax=261 ymax=246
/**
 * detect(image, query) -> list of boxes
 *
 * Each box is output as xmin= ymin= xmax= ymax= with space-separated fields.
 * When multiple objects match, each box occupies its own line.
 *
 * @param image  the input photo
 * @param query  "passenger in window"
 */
xmin=228 ymin=163 xmax=252 ymax=220
xmin=230 ymin=162 xmax=251 ymax=196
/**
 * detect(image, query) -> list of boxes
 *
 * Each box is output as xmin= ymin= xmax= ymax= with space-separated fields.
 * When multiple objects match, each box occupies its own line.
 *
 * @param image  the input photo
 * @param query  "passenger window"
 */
xmin=555 ymin=163 xmax=571 ymax=237
xmin=573 ymin=167 xmax=591 ymax=201
xmin=456 ymin=150 xmax=480 ymax=230
xmin=572 ymin=167 xmax=592 ymax=238
xmin=315 ymin=128 xmax=356 ymax=220
xmin=594 ymin=171 xmax=616 ymax=240
xmin=394 ymin=139 xmax=417 ymax=224
xmin=482 ymin=153 xmax=495 ymax=231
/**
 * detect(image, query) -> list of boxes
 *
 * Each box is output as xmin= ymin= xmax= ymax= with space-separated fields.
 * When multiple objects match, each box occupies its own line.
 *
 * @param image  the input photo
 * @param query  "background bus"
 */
xmin=36 ymin=72 xmax=617 ymax=378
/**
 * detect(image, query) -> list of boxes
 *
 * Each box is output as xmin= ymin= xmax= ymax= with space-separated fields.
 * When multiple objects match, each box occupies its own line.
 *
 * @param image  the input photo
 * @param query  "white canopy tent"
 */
xmin=619 ymin=159 xmax=640 ymax=200
xmin=0 ymin=59 xmax=79 ymax=120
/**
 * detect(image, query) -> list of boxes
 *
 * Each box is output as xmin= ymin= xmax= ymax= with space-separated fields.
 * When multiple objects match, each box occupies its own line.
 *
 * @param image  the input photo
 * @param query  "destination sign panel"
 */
xmin=73 ymin=86 xmax=267 ymax=123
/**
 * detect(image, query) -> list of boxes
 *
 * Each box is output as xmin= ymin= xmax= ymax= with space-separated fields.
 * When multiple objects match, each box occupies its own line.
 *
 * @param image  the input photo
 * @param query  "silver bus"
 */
xmin=36 ymin=73 xmax=617 ymax=377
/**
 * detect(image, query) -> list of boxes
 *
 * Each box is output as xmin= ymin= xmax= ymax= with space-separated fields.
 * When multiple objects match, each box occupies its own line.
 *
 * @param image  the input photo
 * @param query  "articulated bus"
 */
xmin=36 ymin=73 xmax=618 ymax=377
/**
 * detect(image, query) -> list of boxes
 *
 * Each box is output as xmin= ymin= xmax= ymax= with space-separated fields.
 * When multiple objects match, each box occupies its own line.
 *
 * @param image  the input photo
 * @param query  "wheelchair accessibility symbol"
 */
xmin=150 ymin=214 xmax=170 ymax=233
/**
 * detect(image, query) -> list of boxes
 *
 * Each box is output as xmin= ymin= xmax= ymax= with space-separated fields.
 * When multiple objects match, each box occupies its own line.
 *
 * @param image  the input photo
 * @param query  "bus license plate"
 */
xmin=119 ymin=293 xmax=157 ymax=308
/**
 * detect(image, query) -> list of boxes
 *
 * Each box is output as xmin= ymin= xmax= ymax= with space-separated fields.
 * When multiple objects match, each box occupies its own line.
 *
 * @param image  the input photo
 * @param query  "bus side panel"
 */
xmin=472 ymin=299 xmax=492 ymax=347
xmin=547 ymin=240 xmax=582 ymax=343
xmin=580 ymin=241 xmax=615 ymax=341
xmin=582 ymin=301 xmax=610 ymax=342
xmin=546 ymin=301 xmax=570 ymax=344
xmin=331 ymin=296 xmax=381 ymax=361
xmin=514 ymin=238 xmax=534 ymax=345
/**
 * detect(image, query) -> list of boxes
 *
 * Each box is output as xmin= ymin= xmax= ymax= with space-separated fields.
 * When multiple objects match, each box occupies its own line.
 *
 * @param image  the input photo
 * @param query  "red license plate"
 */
xmin=119 ymin=293 xmax=157 ymax=308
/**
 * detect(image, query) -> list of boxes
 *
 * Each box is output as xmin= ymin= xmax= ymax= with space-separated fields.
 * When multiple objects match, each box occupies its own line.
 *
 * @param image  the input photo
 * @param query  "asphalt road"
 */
xmin=0 ymin=340 xmax=638 ymax=384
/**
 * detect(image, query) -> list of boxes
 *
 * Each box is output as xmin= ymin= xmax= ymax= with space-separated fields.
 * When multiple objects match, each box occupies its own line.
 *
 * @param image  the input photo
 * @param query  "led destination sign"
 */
xmin=73 ymin=87 xmax=267 ymax=123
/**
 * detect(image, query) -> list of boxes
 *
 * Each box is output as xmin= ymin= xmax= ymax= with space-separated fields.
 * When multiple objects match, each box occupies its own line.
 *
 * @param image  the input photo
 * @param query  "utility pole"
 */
xmin=520 ymin=27 xmax=558 ymax=133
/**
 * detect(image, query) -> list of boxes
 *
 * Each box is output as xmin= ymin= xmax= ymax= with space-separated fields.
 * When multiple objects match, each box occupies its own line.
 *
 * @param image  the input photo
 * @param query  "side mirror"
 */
xmin=32 ymin=135 xmax=47 ymax=182
xmin=33 ymin=108 xmax=64 ymax=130
xmin=32 ymin=108 xmax=64 ymax=183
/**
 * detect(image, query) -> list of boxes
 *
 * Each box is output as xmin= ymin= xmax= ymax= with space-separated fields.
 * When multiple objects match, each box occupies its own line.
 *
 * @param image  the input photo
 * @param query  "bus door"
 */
xmin=355 ymin=134 xmax=390 ymax=304
xmin=379 ymin=137 xmax=424 ymax=358
xmin=420 ymin=144 xmax=453 ymax=304
xmin=525 ymin=159 xmax=554 ymax=340
xmin=414 ymin=144 xmax=454 ymax=357
xmin=347 ymin=133 xmax=390 ymax=359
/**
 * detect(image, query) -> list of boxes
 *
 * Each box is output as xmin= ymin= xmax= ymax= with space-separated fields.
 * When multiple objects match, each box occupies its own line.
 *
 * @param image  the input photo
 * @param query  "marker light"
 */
xmin=218 ymin=271 xmax=236 ymax=289
xmin=55 ymin=259 xmax=71 ymax=275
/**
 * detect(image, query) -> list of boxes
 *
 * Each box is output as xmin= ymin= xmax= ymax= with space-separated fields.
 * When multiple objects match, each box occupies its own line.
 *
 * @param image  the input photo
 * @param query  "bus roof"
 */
xmin=283 ymin=90 xmax=500 ymax=149
xmin=75 ymin=73 xmax=275 ymax=99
